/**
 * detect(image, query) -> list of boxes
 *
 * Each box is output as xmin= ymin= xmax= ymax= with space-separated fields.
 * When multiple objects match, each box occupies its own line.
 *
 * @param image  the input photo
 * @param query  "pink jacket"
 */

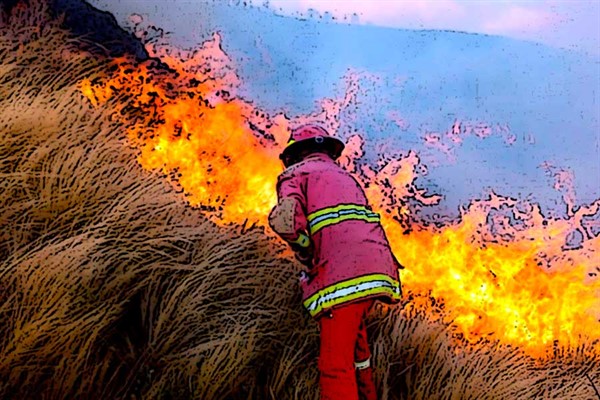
xmin=270 ymin=153 xmax=402 ymax=318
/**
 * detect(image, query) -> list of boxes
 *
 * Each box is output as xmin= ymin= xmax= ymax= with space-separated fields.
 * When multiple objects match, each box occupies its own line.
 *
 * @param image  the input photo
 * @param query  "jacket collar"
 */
xmin=302 ymin=152 xmax=334 ymax=162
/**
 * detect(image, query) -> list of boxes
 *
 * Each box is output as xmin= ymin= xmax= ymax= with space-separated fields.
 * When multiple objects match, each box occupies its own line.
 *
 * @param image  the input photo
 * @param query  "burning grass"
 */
xmin=0 ymin=1 xmax=599 ymax=399
xmin=77 ymin=14 xmax=600 ymax=358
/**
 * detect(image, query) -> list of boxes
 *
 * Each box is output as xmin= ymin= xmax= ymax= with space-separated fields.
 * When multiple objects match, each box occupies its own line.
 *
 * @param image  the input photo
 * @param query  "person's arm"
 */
xmin=268 ymin=171 xmax=312 ymax=260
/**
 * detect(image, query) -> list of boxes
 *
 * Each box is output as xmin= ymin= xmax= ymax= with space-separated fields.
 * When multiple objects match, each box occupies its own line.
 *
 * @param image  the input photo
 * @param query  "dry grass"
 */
xmin=1 ymin=2 xmax=599 ymax=399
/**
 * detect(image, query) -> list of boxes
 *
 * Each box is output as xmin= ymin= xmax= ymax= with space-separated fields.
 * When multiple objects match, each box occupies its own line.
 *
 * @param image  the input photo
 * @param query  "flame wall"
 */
xmin=80 ymin=25 xmax=600 ymax=357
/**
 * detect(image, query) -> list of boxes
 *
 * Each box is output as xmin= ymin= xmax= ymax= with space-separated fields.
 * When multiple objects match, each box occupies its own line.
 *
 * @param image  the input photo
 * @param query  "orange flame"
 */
xmin=80 ymin=34 xmax=599 ymax=357
xmin=81 ymin=38 xmax=286 ymax=222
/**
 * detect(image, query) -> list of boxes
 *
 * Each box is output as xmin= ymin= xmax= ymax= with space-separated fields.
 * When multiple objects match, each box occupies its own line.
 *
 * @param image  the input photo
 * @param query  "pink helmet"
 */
xmin=279 ymin=124 xmax=345 ymax=166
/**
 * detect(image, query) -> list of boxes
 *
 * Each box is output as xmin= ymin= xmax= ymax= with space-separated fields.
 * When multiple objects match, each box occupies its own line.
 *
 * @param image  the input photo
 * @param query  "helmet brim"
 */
xmin=280 ymin=136 xmax=345 ymax=161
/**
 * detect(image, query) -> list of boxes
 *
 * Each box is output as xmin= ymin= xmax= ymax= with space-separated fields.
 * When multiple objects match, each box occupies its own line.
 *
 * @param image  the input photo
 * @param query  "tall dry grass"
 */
xmin=1 ymin=1 xmax=599 ymax=399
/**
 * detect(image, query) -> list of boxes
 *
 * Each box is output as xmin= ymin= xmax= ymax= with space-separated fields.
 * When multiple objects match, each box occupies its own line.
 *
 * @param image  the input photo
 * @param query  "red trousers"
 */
xmin=318 ymin=300 xmax=377 ymax=400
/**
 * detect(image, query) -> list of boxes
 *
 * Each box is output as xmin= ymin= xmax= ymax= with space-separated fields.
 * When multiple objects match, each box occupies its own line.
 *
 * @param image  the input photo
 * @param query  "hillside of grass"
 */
xmin=0 ymin=2 xmax=598 ymax=399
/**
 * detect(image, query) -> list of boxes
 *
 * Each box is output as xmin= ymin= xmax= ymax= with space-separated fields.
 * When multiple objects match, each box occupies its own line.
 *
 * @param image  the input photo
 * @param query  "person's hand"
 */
xmin=291 ymin=236 xmax=313 ymax=268
xmin=294 ymin=248 xmax=313 ymax=268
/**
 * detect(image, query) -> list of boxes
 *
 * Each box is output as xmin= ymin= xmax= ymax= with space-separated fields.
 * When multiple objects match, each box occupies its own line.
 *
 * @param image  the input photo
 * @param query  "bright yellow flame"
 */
xmin=80 ymin=46 xmax=600 ymax=358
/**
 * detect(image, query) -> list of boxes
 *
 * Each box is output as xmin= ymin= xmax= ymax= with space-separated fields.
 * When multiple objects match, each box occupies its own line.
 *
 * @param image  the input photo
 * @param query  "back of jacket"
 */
xmin=274 ymin=153 xmax=402 ymax=318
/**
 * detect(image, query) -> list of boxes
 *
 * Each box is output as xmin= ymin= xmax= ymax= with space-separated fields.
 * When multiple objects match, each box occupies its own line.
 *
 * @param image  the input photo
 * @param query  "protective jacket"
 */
xmin=269 ymin=152 xmax=402 ymax=318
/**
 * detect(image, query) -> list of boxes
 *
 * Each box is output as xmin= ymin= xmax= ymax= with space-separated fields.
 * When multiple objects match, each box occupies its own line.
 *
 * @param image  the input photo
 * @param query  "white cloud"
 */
xmin=481 ymin=5 xmax=558 ymax=34
xmin=268 ymin=0 xmax=599 ymax=55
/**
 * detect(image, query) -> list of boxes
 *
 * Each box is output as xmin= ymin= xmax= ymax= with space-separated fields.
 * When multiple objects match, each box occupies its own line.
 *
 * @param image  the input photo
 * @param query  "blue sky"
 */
xmin=267 ymin=0 xmax=600 ymax=56
xmin=90 ymin=0 xmax=599 ymax=217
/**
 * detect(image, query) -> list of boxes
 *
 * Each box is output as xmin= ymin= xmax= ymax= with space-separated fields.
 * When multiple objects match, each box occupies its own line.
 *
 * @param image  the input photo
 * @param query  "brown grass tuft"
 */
xmin=0 ymin=2 xmax=598 ymax=399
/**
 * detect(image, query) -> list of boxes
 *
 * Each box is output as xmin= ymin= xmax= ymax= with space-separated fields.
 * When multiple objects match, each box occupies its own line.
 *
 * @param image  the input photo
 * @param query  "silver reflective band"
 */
xmin=309 ymin=208 xmax=378 ymax=228
xmin=307 ymin=204 xmax=380 ymax=235
xmin=305 ymin=279 xmax=400 ymax=314
xmin=355 ymin=358 xmax=371 ymax=370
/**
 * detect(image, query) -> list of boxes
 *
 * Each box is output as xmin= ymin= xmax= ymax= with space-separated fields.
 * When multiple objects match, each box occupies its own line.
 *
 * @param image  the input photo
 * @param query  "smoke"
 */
xmin=73 ymin=1 xmax=600 ymax=355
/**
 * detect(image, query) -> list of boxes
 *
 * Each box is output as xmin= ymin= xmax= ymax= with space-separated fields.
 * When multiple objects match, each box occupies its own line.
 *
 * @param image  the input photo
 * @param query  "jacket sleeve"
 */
xmin=268 ymin=170 xmax=311 ymax=249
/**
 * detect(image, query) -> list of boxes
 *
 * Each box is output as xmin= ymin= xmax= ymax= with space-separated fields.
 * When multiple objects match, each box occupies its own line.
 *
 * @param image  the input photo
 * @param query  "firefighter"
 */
xmin=268 ymin=124 xmax=403 ymax=400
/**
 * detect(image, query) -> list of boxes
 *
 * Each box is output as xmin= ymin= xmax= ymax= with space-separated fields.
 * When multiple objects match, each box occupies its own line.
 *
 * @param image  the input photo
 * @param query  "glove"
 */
xmin=294 ymin=247 xmax=313 ymax=268
xmin=289 ymin=231 xmax=313 ymax=268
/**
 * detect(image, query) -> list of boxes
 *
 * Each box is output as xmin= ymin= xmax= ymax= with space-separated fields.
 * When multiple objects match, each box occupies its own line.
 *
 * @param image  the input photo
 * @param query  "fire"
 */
xmin=81 ymin=39 xmax=285 ymax=223
xmin=392 ymin=211 xmax=599 ymax=347
xmin=80 ymin=33 xmax=600 ymax=357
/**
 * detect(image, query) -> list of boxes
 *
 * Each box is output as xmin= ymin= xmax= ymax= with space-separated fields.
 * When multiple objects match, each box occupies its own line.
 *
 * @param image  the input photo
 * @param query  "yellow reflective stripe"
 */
xmin=305 ymin=274 xmax=398 ymax=303
xmin=286 ymin=139 xmax=296 ymax=146
xmin=309 ymin=213 xmax=379 ymax=235
xmin=307 ymin=204 xmax=371 ymax=222
xmin=306 ymin=286 xmax=400 ymax=318
xmin=302 ymin=274 xmax=401 ymax=317
xmin=290 ymin=232 xmax=311 ymax=248
xmin=307 ymin=204 xmax=380 ymax=235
